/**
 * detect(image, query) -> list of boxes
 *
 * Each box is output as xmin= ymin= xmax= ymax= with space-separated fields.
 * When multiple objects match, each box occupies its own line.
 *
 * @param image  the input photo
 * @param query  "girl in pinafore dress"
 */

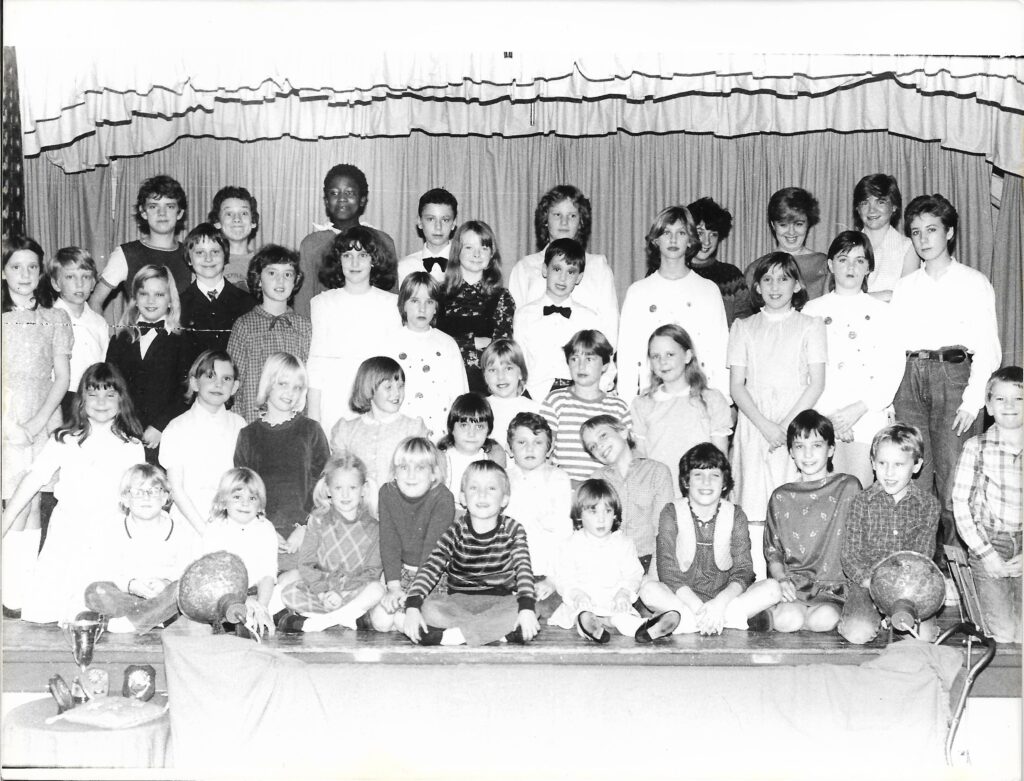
xmin=1 ymin=237 xmax=73 ymax=615
xmin=728 ymin=252 xmax=826 ymax=579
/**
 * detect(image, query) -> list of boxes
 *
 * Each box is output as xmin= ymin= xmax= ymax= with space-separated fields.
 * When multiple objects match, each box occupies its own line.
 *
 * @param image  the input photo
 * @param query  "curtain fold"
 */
xmin=987 ymin=172 xmax=1023 ymax=366
xmin=16 ymin=52 xmax=1024 ymax=175
xmin=2 ymin=46 xmax=26 ymax=239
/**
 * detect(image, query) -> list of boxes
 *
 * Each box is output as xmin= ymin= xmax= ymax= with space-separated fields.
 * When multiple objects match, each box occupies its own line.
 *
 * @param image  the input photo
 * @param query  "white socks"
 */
xmin=301 ymin=606 xmax=359 ymax=633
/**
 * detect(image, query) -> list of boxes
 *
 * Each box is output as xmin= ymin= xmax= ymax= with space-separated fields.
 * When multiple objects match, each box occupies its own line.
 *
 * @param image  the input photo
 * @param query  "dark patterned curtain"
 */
xmin=3 ymin=46 xmax=26 ymax=241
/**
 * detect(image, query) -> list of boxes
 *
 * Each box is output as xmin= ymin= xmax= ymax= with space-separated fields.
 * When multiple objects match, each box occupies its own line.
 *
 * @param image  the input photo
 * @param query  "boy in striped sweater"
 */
xmin=402 ymin=461 xmax=539 ymax=645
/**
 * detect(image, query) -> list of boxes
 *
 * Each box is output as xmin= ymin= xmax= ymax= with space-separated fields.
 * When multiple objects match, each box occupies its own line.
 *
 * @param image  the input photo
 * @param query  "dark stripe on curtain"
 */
xmin=2 ymin=46 xmax=26 ymax=240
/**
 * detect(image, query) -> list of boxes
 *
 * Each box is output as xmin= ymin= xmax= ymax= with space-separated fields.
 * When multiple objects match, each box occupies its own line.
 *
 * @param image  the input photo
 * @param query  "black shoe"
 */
xmin=747 ymin=610 xmax=774 ymax=632
xmin=576 ymin=612 xmax=610 ymax=644
xmin=355 ymin=612 xmax=373 ymax=632
xmin=417 ymin=626 xmax=444 ymax=646
xmin=277 ymin=612 xmax=306 ymax=634
xmin=635 ymin=610 xmax=680 ymax=643
xmin=2 ymin=605 xmax=22 ymax=620
xmin=504 ymin=626 xmax=532 ymax=645
xmin=234 ymin=623 xmax=257 ymax=641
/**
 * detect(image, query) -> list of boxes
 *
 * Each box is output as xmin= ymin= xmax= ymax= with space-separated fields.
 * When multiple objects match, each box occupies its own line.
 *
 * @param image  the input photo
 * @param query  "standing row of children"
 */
xmin=1 ymin=165 xmax=1018 ymax=644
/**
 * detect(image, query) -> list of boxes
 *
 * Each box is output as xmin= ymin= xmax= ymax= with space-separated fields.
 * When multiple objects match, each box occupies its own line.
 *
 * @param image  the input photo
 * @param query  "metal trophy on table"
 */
xmin=58 ymin=612 xmax=108 ymax=703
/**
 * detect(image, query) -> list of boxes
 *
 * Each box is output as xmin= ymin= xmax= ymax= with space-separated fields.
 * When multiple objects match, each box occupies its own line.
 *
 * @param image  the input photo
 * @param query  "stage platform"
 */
xmin=2 ymin=614 xmax=1019 ymax=698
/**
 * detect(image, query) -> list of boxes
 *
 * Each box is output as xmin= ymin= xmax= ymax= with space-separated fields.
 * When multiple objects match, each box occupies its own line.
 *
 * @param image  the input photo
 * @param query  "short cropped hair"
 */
xmin=686 ymin=197 xmax=733 ymax=240
xmin=397 ymin=271 xmax=441 ymax=326
xmin=986 ymin=366 xmax=1023 ymax=398
xmin=571 ymin=478 xmax=623 ymax=532
xmin=852 ymin=174 xmax=902 ymax=230
xmin=644 ymin=206 xmax=701 ymax=275
xmin=579 ymin=414 xmax=636 ymax=452
xmin=870 ymin=424 xmax=924 ymax=463
xmin=418 ymin=187 xmax=458 ymax=217
xmin=186 ymin=349 xmax=237 ymax=401
xmin=391 ymin=436 xmax=445 ymax=486
xmin=544 ymin=237 xmax=586 ymax=273
xmin=747 ymin=251 xmax=809 ymax=312
xmin=255 ymin=352 xmax=308 ymax=412
xmin=767 ymin=187 xmax=820 ymax=234
xmin=786 ymin=409 xmax=836 ymax=450
xmin=247 ymin=244 xmax=304 ymax=302
xmin=349 ymin=355 xmax=404 ymax=415
xmin=506 ymin=411 xmax=553 ymax=449
xmin=133 ymin=175 xmax=187 ymax=234
xmin=48 ymin=246 xmax=98 ymax=283
xmin=118 ymin=463 xmax=171 ymax=513
xmin=323 ymin=164 xmax=369 ymax=199
xmin=460 ymin=459 xmax=511 ymax=496
xmin=562 ymin=329 xmax=614 ymax=365
xmin=321 ymin=226 xmax=396 ymax=292
xmin=184 ymin=222 xmax=230 ymax=261
xmin=679 ymin=442 xmax=734 ymax=496
xmin=534 ymin=185 xmax=592 ymax=251
xmin=208 ymin=186 xmax=260 ymax=239
xmin=904 ymin=194 xmax=958 ymax=254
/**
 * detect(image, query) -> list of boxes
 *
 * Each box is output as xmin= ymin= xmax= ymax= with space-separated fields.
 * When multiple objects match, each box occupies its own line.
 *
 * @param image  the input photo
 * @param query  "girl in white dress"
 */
xmin=803 ymin=232 xmax=906 ymax=486
xmin=481 ymin=339 xmax=541 ymax=453
xmin=307 ymin=227 xmax=401 ymax=430
xmin=851 ymin=174 xmax=919 ymax=302
xmin=728 ymin=253 xmax=826 ymax=578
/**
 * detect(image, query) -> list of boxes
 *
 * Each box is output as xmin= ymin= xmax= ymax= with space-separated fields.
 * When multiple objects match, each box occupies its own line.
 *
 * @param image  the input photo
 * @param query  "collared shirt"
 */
xmin=841 ymin=482 xmax=940 ymax=585
xmin=106 ymin=511 xmax=197 ymax=591
xmin=890 ymin=258 xmax=1001 ymax=414
xmin=54 ymin=297 xmax=110 ymax=387
xmin=397 ymin=244 xmax=451 ymax=287
xmin=196 ymin=279 xmax=225 ymax=300
xmin=592 ymin=457 xmax=674 ymax=560
xmin=137 ymin=322 xmax=159 ymax=359
xmin=513 ymin=293 xmax=603 ymax=402
xmin=952 ymin=427 xmax=1023 ymax=568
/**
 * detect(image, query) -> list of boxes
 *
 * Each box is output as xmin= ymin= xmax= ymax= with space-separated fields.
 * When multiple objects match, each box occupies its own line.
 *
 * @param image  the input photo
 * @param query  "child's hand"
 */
xmin=284 ymin=525 xmax=306 ymax=554
xmin=759 ymin=421 xmax=786 ymax=451
xmin=515 ymin=609 xmax=540 ymax=642
xmin=829 ymin=402 xmax=867 ymax=435
xmin=569 ymin=590 xmax=593 ymax=612
xmin=130 ymin=577 xmax=170 ymax=599
xmin=611 ymin=589 xmax=632 ymax=614
xmin=382 ymin=586 xmax=406 ymax=613
xmin=320 ymin=590 xmax=343 ymax=610
xmin=245 ymin=597 xmax=274 ymax=640
xmin=951 ymin=409 xmax=977 ymax=437
xmin=142 ymin=426 xmax=162 ymax=449
xmin=534 ymin=577 xmax=555 ymax=601
xmin=777 ymin=578 xmax=797 ymax=602
xmin=695 ymin=598 xmax=727 ymax=635
xmin=403 ymin=606 xmax=427 ymax=643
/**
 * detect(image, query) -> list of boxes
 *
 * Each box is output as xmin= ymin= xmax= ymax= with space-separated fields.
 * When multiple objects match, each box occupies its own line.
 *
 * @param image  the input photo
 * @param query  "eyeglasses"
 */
xmin=126 ymin=488 xmax=166 ymax=499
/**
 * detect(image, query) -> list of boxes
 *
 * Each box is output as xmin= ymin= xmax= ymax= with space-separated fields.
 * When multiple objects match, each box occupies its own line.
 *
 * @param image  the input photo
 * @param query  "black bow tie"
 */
xmin=423 ymin=256 xmax=447 ymax=274
xmin=137 ymin=320 xmax=165 ymax=334
xmin=542 ymin=305 xmax=571 ymax=319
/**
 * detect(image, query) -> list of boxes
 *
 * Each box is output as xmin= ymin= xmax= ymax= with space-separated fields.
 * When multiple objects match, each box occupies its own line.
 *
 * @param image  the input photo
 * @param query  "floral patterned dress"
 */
xmin=436 ymin=282 xmax=514 ymax=394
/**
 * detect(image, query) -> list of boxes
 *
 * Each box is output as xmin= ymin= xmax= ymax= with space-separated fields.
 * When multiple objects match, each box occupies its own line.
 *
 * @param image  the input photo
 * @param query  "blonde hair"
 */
xmin=118 ymin=463 xmax=171 ymax=513
xmin=119 ymin=264 xmax=182 ymax=340
xmin=255 ymin=352 xmax=308 ymax=412
xmin=311 ymin=453 xmax=369 ymax=518
xmin=390 ymin=436 xmax=445 ymax=486
xmin=210 ymin=467 xmax=267 ymax=521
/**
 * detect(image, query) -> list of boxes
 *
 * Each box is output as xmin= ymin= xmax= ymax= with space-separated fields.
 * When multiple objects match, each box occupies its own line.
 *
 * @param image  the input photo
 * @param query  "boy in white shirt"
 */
xmin=513 ymin=238 xmax=604 ymax=402
xmin=396 ymin=188 xmax=458 ymax=287
xmin=48 ymin=247 xmax=110 ymax=420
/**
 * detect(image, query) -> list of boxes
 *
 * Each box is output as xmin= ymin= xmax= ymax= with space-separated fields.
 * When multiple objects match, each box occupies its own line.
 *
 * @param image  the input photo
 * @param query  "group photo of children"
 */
xmin=2 ymin=163 xmax=1020 ymax=650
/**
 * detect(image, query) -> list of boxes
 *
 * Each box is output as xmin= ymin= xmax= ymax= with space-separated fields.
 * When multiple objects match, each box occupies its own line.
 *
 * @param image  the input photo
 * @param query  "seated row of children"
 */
xmin=4 ymin=356 xmax=1018 ymax=645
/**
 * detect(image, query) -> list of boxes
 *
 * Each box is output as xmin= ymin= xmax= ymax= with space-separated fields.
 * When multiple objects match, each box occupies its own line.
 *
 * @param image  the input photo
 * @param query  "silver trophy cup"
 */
xmin=60 ymin=616 xmax=105 ymax=700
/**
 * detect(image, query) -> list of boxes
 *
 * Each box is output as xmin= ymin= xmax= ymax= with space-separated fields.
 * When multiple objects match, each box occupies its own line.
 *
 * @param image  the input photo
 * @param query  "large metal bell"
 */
xmin=869 ymin=550 xmax=946 ymax=631
xmin=177 ymin=551 xmax=249 ymax=625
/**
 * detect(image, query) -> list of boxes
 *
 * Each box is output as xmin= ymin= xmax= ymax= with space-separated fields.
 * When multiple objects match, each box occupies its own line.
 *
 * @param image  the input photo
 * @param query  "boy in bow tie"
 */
xmin=397 ymin=188 xmax=459 ymax=288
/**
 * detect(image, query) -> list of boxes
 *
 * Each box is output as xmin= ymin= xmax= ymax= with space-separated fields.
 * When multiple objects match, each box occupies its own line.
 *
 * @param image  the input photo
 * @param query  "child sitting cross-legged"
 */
xmin=275 ymin=454 xmax=388 ymax=634
xmin=639 ymin=443 xmax=782 ymax=635
xmin=952 ymin=366 xmax=1023 ymax=643
xmin=764 ymin=410 xmax=862 ymax=633
xmin=548 ymin=478 xmax=680 ymax=643
xmin=85 ymin=464 xmax=197 ymax=633
xmin=838 ymin=424 xmax=940 ymax=644
xmin=402 ymin=461 xmax=539 ymax=646
xmin=503 ymin=412 xmax=573 ymax=605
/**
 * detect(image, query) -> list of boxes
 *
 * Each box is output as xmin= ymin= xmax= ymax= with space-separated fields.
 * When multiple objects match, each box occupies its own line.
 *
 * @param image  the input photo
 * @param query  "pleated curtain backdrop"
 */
xmin=22 ymin=129 xmax=1020 ymax=363
xmin=2 ymin=46 xmax=27 ymax=240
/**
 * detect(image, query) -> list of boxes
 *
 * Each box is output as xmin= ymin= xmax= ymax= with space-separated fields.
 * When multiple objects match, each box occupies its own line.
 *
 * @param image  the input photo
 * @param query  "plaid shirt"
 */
xmin=593 ymin=457 xmax=674 ymax=559
xmin=952 ymin=427 xmax=1023 ymax=568
xmin=841 ymin=482 xmax=940 ymax=585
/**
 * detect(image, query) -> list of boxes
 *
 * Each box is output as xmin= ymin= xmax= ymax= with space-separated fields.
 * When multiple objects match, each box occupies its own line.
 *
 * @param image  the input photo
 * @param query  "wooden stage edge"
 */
xmin=2 ymin=616 xmax=1019 ymax=697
